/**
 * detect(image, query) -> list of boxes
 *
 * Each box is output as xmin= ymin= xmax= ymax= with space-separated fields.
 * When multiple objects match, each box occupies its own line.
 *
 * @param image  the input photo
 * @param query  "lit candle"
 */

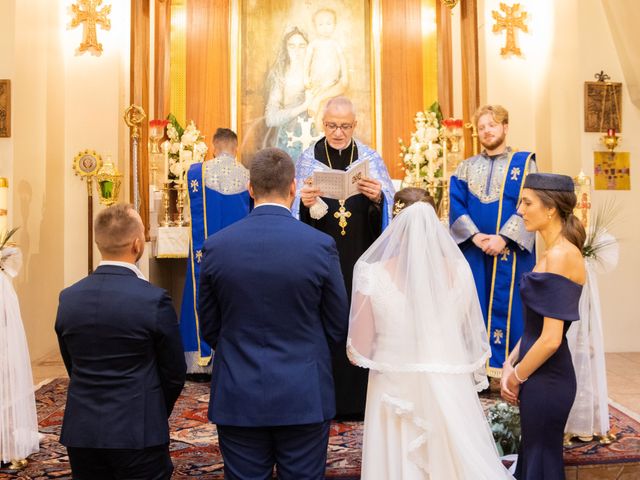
xmin=0 ymin=177 xmax=8 ymax=238
xmin=607 ymin=128 xmax=616 ymax=137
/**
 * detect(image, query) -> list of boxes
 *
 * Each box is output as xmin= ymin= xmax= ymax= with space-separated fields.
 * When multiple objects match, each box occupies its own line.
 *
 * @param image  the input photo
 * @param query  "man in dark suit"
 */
xmin=55 ymin=204 xmax=186 ymax=480
xmin=198 ymin=147 xmax=349 ymax=479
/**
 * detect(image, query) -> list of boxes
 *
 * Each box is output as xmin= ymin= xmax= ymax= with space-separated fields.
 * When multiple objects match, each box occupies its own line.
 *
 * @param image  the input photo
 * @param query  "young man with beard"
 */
xmin=449 ymin=105 xmax=537 ymax=382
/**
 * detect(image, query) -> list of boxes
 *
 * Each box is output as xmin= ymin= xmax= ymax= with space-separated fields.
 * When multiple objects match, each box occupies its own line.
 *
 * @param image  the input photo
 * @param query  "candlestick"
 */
xmin=162 ymin=141 xmax=169 ymax=181
xmin=160 ymin=181 xmax=172 ymax=227
xmin=443 ymin=141 xmax=448 ymax=179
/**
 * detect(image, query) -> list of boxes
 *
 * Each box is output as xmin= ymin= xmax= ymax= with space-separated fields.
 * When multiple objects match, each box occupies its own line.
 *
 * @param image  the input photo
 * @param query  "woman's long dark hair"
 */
xmin=267 ymin=27 xmax=309 ymax=91
xmin=535 ymin=189 xmax=586 ymax=250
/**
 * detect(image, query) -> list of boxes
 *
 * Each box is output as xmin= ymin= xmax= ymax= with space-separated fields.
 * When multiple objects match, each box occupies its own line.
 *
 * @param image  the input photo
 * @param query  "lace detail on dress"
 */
xmin=381 ymin=394 xmax=431 ymax=474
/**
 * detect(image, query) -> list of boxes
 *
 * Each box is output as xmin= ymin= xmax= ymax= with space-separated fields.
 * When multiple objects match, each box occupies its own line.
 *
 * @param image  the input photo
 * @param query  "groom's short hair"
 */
xmin=250 ymin=147 xmax=295 ymax=199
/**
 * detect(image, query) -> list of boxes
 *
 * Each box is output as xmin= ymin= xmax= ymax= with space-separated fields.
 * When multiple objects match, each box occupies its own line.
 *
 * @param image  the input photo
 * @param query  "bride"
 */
xmin=347 ymin=187 xmax=513 ymax=479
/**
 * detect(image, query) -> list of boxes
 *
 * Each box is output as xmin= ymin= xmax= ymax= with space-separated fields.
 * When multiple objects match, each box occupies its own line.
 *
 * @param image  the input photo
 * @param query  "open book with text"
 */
xmin=312 ymin=159 xmax=370 ymax=200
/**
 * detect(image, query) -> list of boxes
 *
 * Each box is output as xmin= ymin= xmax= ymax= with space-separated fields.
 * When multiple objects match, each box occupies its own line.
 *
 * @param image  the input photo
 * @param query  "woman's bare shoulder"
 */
xmin=545 ymin=243 xmax=585 ymax=285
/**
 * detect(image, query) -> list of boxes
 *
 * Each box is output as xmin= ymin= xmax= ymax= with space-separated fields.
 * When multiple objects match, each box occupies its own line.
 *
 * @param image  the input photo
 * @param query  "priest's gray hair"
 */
xmin=323 ymin=96 xmax=356 ymax=117
xmin=94 ymin=203 xmax=143 ymax=255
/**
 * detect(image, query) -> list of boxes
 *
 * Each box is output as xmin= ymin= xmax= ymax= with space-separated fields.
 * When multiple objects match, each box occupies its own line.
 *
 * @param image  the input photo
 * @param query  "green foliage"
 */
xmin=427 ymin=101 xmax=443 ymax=124
xmin=0 ymin=227 xmax=19 ymax=250
xmin=487 ymin=401 xmax=521 ymax=456
xmin=166 ymin=113 xmax=184 ymax=138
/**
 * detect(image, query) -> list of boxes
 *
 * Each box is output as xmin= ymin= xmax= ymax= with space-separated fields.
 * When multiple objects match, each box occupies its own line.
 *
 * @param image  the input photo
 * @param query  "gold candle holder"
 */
xmin=160 ymin=181 xmax=172 ymax=227
xmin=174 ymin=181 xmax=186 ymax=227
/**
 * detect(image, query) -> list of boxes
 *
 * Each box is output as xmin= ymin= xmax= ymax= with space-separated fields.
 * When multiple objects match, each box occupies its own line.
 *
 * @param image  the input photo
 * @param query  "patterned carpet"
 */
xmin=1 ymin=378 xmax=639 ymax=479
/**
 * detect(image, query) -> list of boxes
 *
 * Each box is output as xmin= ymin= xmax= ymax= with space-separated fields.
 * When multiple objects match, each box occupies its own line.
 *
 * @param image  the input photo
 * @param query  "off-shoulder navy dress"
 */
xmin=515 ymin=272 xmax=583 ymax=480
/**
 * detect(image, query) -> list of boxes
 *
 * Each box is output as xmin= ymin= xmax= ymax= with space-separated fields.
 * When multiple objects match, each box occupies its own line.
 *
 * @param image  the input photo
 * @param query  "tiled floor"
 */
xmin=31 ymin=350 xmax=640 ymax=415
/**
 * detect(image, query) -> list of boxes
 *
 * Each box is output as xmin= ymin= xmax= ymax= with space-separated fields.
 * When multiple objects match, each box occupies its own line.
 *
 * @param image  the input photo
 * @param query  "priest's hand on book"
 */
xmin=357 ymin=177 xmax=382 ymax=203
xmin=301 ymin=180 xmax=323 ymax=208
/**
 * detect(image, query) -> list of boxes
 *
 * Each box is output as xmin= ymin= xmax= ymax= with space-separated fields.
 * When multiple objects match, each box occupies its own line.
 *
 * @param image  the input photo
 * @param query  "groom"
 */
xmin=198 ymin=147 xmax=349 ymax=479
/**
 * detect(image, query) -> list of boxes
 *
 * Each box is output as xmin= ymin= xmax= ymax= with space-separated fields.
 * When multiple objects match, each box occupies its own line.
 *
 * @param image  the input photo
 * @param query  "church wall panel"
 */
xmin=381 ymin=0 xmax=425 ymax=180
xmin=186 ymin=0 xmax=231 ymax=157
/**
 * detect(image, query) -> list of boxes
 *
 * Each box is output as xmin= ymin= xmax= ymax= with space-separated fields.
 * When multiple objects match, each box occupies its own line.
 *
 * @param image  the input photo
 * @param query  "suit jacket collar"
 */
xmin=92 ymin=264 xmax=142 ymax=278
xmin=249 ymin=204 xmax=293 ymax=218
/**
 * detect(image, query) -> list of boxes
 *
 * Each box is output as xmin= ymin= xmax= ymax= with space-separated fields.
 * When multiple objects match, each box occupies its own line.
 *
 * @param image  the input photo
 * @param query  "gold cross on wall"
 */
xmin=492 ymin=3 xmax=528 ymax=56
xmin=70 ymin=0 xmax=112 ymax=56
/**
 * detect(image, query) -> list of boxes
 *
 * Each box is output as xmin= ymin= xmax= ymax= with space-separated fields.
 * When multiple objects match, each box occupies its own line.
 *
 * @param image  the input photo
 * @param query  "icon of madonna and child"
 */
xmin=262 ymin=8 xmax=351 ymax=160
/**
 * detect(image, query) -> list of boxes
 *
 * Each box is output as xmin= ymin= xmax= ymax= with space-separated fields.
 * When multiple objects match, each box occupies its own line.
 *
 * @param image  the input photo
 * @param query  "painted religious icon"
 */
xmin=584 ymin=81 xmax=622 ymax=133
xmin=237 ymin=0 xmax=373 ymax=164
xmin=593 ymin=151 xmax=630 ymax=190
xmin=0 ymin=80 xmax=10 ymax=138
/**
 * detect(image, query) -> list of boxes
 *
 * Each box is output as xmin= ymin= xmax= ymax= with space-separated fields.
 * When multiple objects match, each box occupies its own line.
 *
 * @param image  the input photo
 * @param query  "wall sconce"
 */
xmin=95 ymin=158 xmax=123 ymax=206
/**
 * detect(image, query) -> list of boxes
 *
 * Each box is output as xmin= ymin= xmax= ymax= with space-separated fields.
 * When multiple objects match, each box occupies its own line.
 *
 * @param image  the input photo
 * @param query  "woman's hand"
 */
xmin=500 ymin=362 xmax=520 ymax=405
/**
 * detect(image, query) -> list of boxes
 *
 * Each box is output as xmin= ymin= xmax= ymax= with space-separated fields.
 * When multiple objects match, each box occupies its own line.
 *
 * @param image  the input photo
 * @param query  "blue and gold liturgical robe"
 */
xmin=180 ymin=155 xmax=251 ymax=373
xmin=449 ymin=148 xmax=536 ymax=377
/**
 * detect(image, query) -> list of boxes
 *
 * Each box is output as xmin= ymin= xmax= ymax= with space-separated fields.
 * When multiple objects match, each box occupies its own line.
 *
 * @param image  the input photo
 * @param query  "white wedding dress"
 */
xmin=347 ymin=203 xmax=513 ymax=480
xmin=0 ymin=247 xmax=39 ymax=462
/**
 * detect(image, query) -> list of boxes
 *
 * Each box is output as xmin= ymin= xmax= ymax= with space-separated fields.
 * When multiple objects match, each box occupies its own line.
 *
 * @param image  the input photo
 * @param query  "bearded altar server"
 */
xmin=449 ymin=105 xmax=537 ymax=379
xmin=179 ymin=128 xmax=251 ymax=374
xmin=294 ymin=96 xmax=395 ymax=418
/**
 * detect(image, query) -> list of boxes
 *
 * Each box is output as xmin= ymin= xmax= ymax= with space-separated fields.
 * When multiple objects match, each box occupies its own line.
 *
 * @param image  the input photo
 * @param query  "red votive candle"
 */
xmin=607 ymin=128 xmax=616 ymax=137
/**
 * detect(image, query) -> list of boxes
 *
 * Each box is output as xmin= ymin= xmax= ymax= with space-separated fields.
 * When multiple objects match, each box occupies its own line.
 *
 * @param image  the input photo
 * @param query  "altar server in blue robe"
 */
xmin=179 ymin=128 xmax=251 ymax=374
xmin=449 ymin=105 xmax=536 ymax=379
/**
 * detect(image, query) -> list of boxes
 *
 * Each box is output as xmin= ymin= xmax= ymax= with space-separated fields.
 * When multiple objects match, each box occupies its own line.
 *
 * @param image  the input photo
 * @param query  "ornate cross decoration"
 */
xmin=493 ymin=328 xmax=504 ymax=345
xmin=492 ymin=3 xmax=528 ymax=56
xmin=287 ymin=117 xmax=320 ymax=151
xmin=500 ymin=247 xmax=512 ymax=261
xmin=334 ymin=200 xmax=352 ymax=236
xmin=70 ymin=0 xmax=112 ymax=56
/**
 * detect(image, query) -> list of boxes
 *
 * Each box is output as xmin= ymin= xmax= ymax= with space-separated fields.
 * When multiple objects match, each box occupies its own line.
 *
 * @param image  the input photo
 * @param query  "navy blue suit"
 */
xmin=198 ymin=204 xmax=349 ymax=479
xmin=55 ymin=265 xmax=186 ymax=480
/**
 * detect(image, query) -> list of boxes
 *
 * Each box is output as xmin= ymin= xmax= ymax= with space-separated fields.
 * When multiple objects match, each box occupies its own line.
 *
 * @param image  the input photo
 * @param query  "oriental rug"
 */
xmin=1 ymin=378 xmax=639 ymax=479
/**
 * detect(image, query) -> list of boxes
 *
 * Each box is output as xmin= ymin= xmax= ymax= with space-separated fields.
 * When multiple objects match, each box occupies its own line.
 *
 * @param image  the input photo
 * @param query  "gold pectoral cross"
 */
xmin=334 ymin=200 xmax=351 ymax=236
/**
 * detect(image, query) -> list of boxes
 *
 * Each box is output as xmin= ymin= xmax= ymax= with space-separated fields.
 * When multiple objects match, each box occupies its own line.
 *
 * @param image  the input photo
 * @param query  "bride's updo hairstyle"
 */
xmin=522 ymin=173 xmax=586 ymax=250
xmin=393 ymin=187 xmax=435 ymax=216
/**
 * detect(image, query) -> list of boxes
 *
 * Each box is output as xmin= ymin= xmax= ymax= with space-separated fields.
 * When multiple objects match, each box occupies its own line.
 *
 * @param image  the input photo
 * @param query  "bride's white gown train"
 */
xmin=355 ymin=266 xmax=512 ymax=480
xmin=347 ymin=203 xmax=513 ymax=480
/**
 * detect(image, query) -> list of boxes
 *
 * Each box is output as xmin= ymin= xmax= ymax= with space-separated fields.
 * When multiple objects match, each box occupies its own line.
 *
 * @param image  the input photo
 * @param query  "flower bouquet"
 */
xmin=398 ymin=102 xmax=444 ymax=190
xmin=164 ymin=114 xmax=208 ymax=182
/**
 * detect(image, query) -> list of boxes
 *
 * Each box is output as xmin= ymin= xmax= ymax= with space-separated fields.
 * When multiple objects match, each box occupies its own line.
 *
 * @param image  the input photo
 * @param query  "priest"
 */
xmin=294 ymin=96 xmax=394 ymax=418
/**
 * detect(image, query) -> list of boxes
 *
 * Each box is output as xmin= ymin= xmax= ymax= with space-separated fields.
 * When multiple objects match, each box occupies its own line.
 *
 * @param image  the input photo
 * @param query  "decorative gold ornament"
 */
xmin=492 ymin=3 xmax=528 ymax=56
xmin=70 ymin=0 xmax=112 ymax=56
xmin=441 ymin=0 xmax=459 ymax=9
xmin=123 ymin=104 xmax=147 ymax=140
xmin=393 ymin=200 xmax=405 ymax=216
xmin=334 ymin=200 xmax=351 ymax=236
xmin=95 ymin=158 xmax=122 ymax=206
xmin=72 ymin=149 xmax=103 ymax=189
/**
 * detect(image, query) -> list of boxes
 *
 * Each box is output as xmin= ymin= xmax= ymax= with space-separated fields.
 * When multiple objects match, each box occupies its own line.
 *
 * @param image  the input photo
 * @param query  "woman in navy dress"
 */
xmin=500 ymin=173 xmax=586 ymax=480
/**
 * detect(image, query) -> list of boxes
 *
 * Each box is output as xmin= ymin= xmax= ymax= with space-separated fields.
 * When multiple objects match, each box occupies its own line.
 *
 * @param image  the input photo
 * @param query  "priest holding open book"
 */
xmin=294 ymin=96 xmax=395 ymax=419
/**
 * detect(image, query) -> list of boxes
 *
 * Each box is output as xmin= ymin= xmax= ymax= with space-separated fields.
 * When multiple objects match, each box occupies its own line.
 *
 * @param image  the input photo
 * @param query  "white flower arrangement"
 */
xmin=164 ymin=114 xmax=208 ymax=181
xmin=398 ymin=105 xmax=445 ymax=188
